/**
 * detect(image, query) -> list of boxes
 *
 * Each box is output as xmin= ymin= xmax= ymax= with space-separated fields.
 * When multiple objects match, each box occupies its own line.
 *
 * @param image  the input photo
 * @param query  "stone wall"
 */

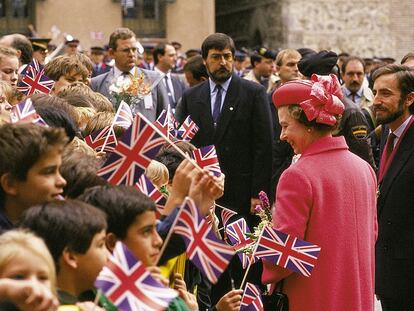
xmin=217 ymin=0 xmax=413 ymax=62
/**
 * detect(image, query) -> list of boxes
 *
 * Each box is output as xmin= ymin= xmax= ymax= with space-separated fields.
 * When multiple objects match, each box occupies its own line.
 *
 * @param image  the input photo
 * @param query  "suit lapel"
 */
xmin=102 ymin=69 xmax=115 ymax=98
xmin=196 ymin=82 xmax=214 ymax=135
xmin=214 ymin=75 xmax=240 ymax=142
xmin=378 ymin=121 xmax=414 ymax=215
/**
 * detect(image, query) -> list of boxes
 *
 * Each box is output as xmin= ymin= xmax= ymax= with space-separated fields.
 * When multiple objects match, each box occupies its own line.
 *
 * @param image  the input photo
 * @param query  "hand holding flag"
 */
xmin=95 ymin=242 xmax=177 ymax=311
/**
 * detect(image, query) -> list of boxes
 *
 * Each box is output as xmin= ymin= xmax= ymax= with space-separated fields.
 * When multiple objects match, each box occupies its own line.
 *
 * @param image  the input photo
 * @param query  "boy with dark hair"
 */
xmin=0 ymin=123 xmax=67 ymax=231
xmin=78 ymin=184 xmax=195 ymax=310
xmin=19 ymin=199 xmax=111 ymax=308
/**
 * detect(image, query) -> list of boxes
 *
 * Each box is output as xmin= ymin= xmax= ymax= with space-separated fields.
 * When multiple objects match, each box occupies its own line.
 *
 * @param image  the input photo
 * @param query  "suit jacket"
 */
xmin=170 ymin=73 xmax=186 ymax=107
xmin=376 ymin=118 xmax=414 ymax=300
xmin=176 ymin=74 xmax=273 ymax=220
xmin=91 ymin=67 xmax=169 ymax=122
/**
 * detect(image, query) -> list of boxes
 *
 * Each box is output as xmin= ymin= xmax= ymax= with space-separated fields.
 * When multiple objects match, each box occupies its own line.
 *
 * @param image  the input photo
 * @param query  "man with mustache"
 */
xmin=341 ymin=56 xmax=374 ymax=109
xmin=176 ymin=31 xmax=272 ymax=306
xmin=373 ymin=64 xmax=414 ymax=310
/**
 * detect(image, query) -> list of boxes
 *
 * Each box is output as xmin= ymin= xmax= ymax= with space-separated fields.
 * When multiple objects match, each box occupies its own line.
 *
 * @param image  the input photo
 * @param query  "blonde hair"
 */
xmin=73 ymin=106 xmax=96 ymax=129
xmin=0 ymin=230 xmax=57 ymax=292
xmin=276 ymin=49 xmax=301 ymax=66
xmin=145 ymin=160 xmax=169 ymax=188
xmin=0 ymin=80 xmax=14 ymax=103
xmin=58 ymin=82 xmax=113 ymax=113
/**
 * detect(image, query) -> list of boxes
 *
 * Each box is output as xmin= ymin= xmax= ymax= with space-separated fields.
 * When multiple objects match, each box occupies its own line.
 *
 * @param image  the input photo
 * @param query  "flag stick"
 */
xmin=239 ymin=226 xmax=265 ymax=290
xmin=138 ymin=112 xmax=205 ymax=174
xmin=155 ymin=200 xmax=185 ymax=266
xmin=92 ymin=289 xmax=102 ymax=311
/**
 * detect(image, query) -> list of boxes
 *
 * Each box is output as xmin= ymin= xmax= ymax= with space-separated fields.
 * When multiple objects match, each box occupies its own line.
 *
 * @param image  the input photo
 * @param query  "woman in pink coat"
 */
xmin=262 ymin=74 xmax=377 ymax=311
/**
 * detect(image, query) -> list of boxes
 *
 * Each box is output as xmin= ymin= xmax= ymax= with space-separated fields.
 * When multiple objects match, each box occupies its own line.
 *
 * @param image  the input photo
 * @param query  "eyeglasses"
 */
xmin=209 ymin=53 xmax=233 ymax=62
xmin=116 ymin=47 xmax=138 ymax=54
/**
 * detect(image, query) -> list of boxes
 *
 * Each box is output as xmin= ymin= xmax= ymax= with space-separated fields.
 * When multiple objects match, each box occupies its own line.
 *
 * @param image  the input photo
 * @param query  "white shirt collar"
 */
xmin=391 ymin=115 xmax=413 ymax=140
xmin=113 ymin=66 xmax=136 ymax=79
xmin=154 ymin=67 xmax=170 ymax=79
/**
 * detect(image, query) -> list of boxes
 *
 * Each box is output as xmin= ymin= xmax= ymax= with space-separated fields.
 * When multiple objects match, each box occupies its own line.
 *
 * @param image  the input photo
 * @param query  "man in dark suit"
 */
xmin=91 ymin=28 xmax=168 ymax=122
xmin=176 ymin=32 xmax=272 ymax=306
xmin=372 ymin=64 xmax=414 ymax=310
xmin=176 ymin=33 xmax=272 ymax=226
xmin=153 ymin=43 xmax=186 ymax=112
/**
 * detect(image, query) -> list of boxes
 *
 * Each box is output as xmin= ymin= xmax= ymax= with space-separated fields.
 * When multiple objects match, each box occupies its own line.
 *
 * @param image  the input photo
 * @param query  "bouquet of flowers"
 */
xmin=236 ymin=191 xmax=273 ymax=257
xmin=109 ymin=71 xmax=151 ymax=113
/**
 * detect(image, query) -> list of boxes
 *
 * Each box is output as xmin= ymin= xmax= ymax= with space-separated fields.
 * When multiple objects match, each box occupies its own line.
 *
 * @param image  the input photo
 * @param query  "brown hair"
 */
xmin=276 ymin=49 xmax=301 ymax=67
xmin=44 ymin=55 xmax=89 ymax=81
xmin=0 ymin=45 xmax=18 ymax=63
xmin=108 ymin=28 xmax=136 ymax=50
xmin=0 ymin=124 xmax=68 ymax=203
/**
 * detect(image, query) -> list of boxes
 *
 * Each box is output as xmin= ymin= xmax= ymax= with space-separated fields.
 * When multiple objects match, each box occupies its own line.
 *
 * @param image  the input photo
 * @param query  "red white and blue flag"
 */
xmin=177 ymin=115 xmax=199 ymax=141
xmin=241 ymin=282 xmax=263 ymax=311
xmin=154 ymin=109 xmax=177 ymax=138
xmin=135 ymin=174 xmax=166 ymax=217
xmin=98 ymin=114 xmax=165 ymax=186
xmin=191 ymin=145 xmax=222 ymax=177
xmin=84 ymin=126 xmax=117 ymax=153
xmin=220 ymin=208 xmax=237 ymax=228
xmin=114 ymin=100 xmax=134 ymax=129
xmin=226 ymin=218 xmax=256 ymax=269
xmin=10 ymin=98 xmax=47 ymax=126
xmin=173 ymin=198 xmax=235 ymax=283
xmin=95 ymin=242 xmax=177 ymax=311
xmin=17 ymin=59 xmax=54 ymax=95
xmin=255 ymin=226 xmax=321 ymax=277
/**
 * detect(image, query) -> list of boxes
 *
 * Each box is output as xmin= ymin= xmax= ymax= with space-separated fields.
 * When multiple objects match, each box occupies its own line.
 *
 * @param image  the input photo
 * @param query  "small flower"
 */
xmin=254 ymin=204 xmax=264 ymax=214
xmin=259 ymin=191 xmax=270 ymax=210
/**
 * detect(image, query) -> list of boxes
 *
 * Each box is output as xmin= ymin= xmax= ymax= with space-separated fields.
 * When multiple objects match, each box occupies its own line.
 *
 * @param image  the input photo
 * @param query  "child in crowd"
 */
xmin=145 ymin=160 xmax=169 ymax=192
xmin=0 ymin=80 xmax=13 ymax=125
xmin=0 ymin=229 xmax=59 ymax=311
xmin=0 ymin=124 xmax=67 ymax=231
xmin=78 ymin=184 xmax=196 ymax=311
xmin=19 ymin=199 xmax=112 ymax=310
xmin=44 ymin=56 xmax=89 ymax=95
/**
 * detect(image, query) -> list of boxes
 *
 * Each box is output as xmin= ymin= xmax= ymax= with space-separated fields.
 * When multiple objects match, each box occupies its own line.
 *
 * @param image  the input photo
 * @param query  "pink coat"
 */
xmin=262 ymin=136 xmax=377 ymax=311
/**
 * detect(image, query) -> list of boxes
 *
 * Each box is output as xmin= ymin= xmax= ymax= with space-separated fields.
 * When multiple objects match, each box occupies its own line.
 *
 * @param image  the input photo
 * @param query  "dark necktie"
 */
xmin=350 ymin=92 xmax=357 ymax=103
xmin=384 ymin=132 xmax=396 ymax=165
xmin=212 ymin=84 xmax=222 ymax=127
xmin=164 ymin=76 xmax=175 ymax=108
xmin=379 ymin=132 xmax=396 ymax=181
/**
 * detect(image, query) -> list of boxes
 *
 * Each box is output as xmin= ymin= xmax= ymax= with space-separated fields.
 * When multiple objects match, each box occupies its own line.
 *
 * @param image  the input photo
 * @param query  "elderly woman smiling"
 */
xmin=263 ymin=75 xmax=377 ymax=311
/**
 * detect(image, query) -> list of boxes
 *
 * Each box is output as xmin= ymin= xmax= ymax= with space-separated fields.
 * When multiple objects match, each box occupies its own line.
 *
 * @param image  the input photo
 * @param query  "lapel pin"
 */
xmin=229 ymin=107 xmax=234 ymax=111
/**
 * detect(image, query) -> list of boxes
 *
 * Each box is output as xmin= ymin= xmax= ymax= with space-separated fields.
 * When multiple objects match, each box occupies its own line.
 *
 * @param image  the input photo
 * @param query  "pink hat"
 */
xmin=272 ymin=74 xmax=345 ymax=126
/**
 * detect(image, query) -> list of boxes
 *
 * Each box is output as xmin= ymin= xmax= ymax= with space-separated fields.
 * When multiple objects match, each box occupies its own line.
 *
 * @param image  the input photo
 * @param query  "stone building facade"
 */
xmin=216 ymin=0 xmax=414 ymax=62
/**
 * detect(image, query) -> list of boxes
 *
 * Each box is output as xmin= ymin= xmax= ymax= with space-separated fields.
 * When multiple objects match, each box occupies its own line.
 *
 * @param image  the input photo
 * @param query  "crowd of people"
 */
xmin=0 ymin=26 xmax=413 ymax=311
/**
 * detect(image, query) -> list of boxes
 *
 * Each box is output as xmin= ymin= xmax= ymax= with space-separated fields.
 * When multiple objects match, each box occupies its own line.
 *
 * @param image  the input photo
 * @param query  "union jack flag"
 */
xmin=220 ymin=208 xmax=237 ymax=228
xmin=98 ymin=114 xmax=165 ymax=186
xmin=226 ymin=218 xmax=256 ymax=269
xmin=17 ymin=59 xmax=54 ymax=95
xmin=177 ymin=115 xmax=199 ymax=141
xmin=192 ymin=145 xmax=222 ymax=177
xmin=154 ymin=109 xmax=177 ymax=138
xmin=84 ymin=126 xmax=117 ymax=153
xmin=10 ymin=98 xmax=47 ymax=126
xmin=173 ymin=197 xmax=235 ymax=284
xmin=95 ymin=242 xmax=177 ymax=311
xmin=255 ymin=226 xmax=321 ymax=277
xmin=241 ymin=283 xmax=263 ymax=311
xmin=135 ymin=174 xmax=166 ymax=217
xmin=114 ymin=100 xmax=134 ymax=129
